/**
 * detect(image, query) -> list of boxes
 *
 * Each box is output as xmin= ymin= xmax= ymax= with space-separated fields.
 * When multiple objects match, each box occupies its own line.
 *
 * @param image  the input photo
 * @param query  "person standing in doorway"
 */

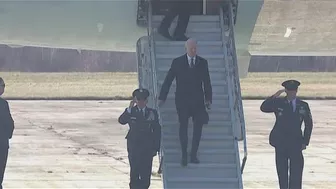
xmin=0 ymin=77 xmax=15 ymax=189
xmin=260 ymin=80 xmax=313 ymax=189
xmin=158 ymin=38 xmax=212 ymax=166
xmin=158 ymin=0 xmax=191 ymax=41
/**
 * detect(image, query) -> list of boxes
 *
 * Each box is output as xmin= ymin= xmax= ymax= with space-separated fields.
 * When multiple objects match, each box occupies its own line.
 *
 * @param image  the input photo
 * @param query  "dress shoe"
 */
xmin=173 ymin=34 xmax=189 ymax=41
xmin=158 ymin=28 xmax=173 ymax=40
xmin=190 ymin=156 xmax=200 ymax=164
xmin=181 ymin=156 xmax=188 ymax=167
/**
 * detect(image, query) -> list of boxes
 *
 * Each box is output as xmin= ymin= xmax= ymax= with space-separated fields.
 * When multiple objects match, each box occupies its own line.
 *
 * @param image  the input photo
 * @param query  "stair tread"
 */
xmin=167 ymin=177 xmax=239 ymax=182
xmin=165 ymin=148 xmax=235 ymax=154
xmin=155 ymin=41 xmax=223 ymax=46
xmin=164 ymin=135 xmax=234 ymax=140
xmin=156 ymin=54 xmax=224 ymax=59
xmin=152 ymin=15 xmax=220 ymax=22
xmin=165 ymin=163 xmax=236 ymax=169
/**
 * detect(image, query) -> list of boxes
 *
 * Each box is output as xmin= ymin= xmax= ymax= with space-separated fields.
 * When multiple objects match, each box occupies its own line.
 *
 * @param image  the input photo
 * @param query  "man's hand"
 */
xmin=205 ymin=100 xmax=211 ymax=110
xmin=152 ymin=151 xmax=158 ymax=157
xmin=301 ymin=144 xmax=307 ymax=150
xmin=272 ymin=89 xmax=286 ymax=98
xmin=158 ymin=100 xmax=165 ymax=107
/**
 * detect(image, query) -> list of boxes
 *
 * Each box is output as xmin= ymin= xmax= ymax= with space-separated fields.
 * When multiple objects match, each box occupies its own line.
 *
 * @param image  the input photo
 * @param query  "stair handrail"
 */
xmin=220 ymin=1 xmax=247 ymax=175
xmin=145 ymin=0 xmax=167 ymax=186
xmin=227 ymin=1 xmax=248 ymax=174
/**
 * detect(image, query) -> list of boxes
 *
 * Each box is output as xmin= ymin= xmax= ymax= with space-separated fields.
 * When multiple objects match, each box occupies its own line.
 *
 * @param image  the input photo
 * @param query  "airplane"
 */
xmin=0 ymin=0 xmax=263 ymax=77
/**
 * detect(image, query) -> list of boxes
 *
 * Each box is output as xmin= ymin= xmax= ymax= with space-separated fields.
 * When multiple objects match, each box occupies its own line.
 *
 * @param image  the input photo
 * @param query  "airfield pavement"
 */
xmin=2 ymin=100 xmax=336 ymax=189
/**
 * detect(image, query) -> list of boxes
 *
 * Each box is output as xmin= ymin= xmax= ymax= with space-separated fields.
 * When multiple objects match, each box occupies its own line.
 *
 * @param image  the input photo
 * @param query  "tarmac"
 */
xmin=3 ymin=100 xmax=336 ymax=189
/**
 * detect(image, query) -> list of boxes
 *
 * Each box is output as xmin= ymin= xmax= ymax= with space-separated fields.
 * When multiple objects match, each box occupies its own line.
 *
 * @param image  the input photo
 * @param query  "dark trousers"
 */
xmin=159 ymin=1 xmax=191 ymax=36
xmin=275 ymin=147 xmax=304 ymax=189
xmin=177 ymin=106 xmax=204 ymax=158
xmin=127 ymin=142 xmax=153 ymax=189
xmin=0 ymin=148 xmax=8 ymax=189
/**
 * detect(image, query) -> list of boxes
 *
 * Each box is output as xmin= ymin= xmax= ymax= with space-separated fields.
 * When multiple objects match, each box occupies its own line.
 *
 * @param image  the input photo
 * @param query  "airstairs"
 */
xmin=136 ymin=1 xmax=247 ymax=188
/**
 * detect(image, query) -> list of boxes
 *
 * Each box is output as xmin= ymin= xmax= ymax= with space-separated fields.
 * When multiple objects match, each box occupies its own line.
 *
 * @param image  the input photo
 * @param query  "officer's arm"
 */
xmin=303 ymin=103 xmax=313 ymax=146
xmin=203 ymin=60 xmax=212 ymax=103
xmin=158 ymin=60 xmax=176 ymax=101
xmin=153 ymin=110 xmax=162 ymax=152
xmin=118 ymin=108 xmax=132 ymax=125
xmin=4 ymin=101 xmax=14 ymax=139
xmin=260 ymin=96 xmax=279 ymax=113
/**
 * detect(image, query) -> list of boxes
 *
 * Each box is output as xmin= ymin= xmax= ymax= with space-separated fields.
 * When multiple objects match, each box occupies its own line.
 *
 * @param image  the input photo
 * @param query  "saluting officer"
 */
xmin=260 ymin=80 xmax=313 ymax=189
xmin=0 ymin=77 xmax=15 ymax=189
xmin=118 ymin=88 xmax=161 ymax=189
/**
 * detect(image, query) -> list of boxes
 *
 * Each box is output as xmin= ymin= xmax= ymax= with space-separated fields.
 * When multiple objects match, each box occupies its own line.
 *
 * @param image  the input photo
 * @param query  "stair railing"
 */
xmin=219 ymin=1 xmax=247 ymax=176
xmin=145 ymin=0 xmax=167 ymax=188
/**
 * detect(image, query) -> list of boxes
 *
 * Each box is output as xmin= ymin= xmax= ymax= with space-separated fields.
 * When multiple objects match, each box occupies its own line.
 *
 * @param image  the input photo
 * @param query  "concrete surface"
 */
xmin=2 ymin=100 xmax=336 ymax=188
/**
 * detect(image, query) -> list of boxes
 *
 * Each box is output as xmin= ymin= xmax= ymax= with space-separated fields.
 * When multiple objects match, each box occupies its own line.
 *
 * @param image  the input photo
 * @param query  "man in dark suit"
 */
xmin=260 ymin=80 xmax=313 ymax=189
xmin=0 ymin=77 xmax=15 ymax=189
xmin=158 ymin=38 xmax=212 ymax=166
xmin=158 ymin=0 xmax=191 ymax=41
xmin=118 ymin=88 xmax=161 ymax=189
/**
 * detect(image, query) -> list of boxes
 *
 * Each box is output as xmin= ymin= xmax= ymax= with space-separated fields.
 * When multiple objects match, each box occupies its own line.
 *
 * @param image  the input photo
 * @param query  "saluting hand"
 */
xmin=129 ymin=97 xmax=136 ymax=109
xmin=272 ymin=89 xmax=286 ymax=98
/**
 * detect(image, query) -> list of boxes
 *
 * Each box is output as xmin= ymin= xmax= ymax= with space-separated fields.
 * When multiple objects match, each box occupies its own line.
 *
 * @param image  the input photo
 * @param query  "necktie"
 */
xmin=190 ymin=58 xmax=194 ymax=68
xmin=290 ymin=101 xmax=294 ymax=112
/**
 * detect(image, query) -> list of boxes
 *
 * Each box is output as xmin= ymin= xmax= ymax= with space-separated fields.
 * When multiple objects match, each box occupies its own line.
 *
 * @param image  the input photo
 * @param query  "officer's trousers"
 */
xmin=127 ymin=142 xmax=153 ymax=189
xmin=275 ymin=147 xmax=304 ymax=189
xmin=0 ymin=147 xmax=9 ymax=189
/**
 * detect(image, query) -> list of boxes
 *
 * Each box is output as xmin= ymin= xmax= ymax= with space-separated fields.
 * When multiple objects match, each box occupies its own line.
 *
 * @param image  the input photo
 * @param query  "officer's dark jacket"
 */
xmin=0 ymin=98 xmax=14 ymax=149
xmin=118 ymin=106 xmax=161 ymax=153
xmin=260 ymin=96 xmax=313 ymax=149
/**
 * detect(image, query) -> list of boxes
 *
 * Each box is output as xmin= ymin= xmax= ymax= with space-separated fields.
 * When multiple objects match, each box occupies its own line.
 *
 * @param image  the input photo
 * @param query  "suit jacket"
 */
xmin=260 ymin=96 xmax=313 ymax=150
xmin=118 ymin=106 xmax=161 ymax=154
xmin=159 ymin=54 xmax=212 ymax=110
xmin=0 ymin=98 xmax=15 ymax=149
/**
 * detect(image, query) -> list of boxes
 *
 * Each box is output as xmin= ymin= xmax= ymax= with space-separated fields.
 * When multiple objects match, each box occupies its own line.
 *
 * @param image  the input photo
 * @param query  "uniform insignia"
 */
xmin=140 ymin=89 xmax=143 ymax=92
xmin=278 ymin=112 xmax=283 ymax=116
xmin=147 ymin=111 xmax=155 ymax=121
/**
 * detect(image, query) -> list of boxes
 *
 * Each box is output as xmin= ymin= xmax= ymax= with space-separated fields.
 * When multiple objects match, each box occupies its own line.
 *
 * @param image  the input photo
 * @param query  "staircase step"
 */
xmin=158 ymin=99 xmax=230 ymax=110
xmin=164 ymin=149 xmax=237 ymax=164
xmin=155 ymin=85 xmax=229 ymax=95
xmin=163 ymin=136 xmax=235 ymax=150
xmin=157 ymin=65 xmax=226 ymax=72
xmin=157 ymin=72 xmax=227 ymax=84
xmin=152 ymin=15 xmax=220 ymax=22
xmin=166 ymin=177 xmax=239 ymax=188
xmin=162 ymin=120 xmax=232 ymax=127
xmin=154 ymin=27 xmax=222 ymax=41
xmin=155 ymin=41 xmax=224 ymax=54
xmin=160 ymin=111 xmax=231 ymax=122
xmin=161 ymin=106 xmax=229 ymax=113
xmin=157 ymin=80 xmax=227 ymax=87
xmin=164 ymin=163 xmax=238 ymax=179
xmin=152 ymin=16 xmax=221 ymax=30
xmin=156 ymin=54 xmax=224 ymax=59
xmin=165 ymin=94 xmax=228 ymax=101
xmin=163 ymin=125 xmax=233 ymax=135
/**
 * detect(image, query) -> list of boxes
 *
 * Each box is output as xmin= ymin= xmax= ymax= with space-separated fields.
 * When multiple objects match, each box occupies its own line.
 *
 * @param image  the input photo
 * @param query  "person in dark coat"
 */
xmin=158 ymin=38 xmax=212 ymax=166
xmin=0 ymin=77 xmax=15 ymax=189
xmin=118 ymin=88 xmax=161 ymax=189
xmin=158 ymin=0 xmax=191 ymax=41
xmin=260 ymin=80 xmax=313 ymax=189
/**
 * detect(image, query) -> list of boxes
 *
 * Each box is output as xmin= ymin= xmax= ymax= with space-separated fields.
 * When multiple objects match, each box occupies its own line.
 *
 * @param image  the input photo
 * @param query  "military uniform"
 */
xmin=260 ymin=80 xmax=313 ymax=189
xmin=0 ymin=98 xmax=15 ymax=189
xmin=118 ymin=89 xmax=161 ymax=189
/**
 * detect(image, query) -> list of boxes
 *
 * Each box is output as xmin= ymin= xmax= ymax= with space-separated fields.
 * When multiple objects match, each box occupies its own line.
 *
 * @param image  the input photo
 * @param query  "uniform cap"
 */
xmin=282 ymin=80 xmax=300 ymax=90
xmin=132 ymin=88 xmax=150 ymax=100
